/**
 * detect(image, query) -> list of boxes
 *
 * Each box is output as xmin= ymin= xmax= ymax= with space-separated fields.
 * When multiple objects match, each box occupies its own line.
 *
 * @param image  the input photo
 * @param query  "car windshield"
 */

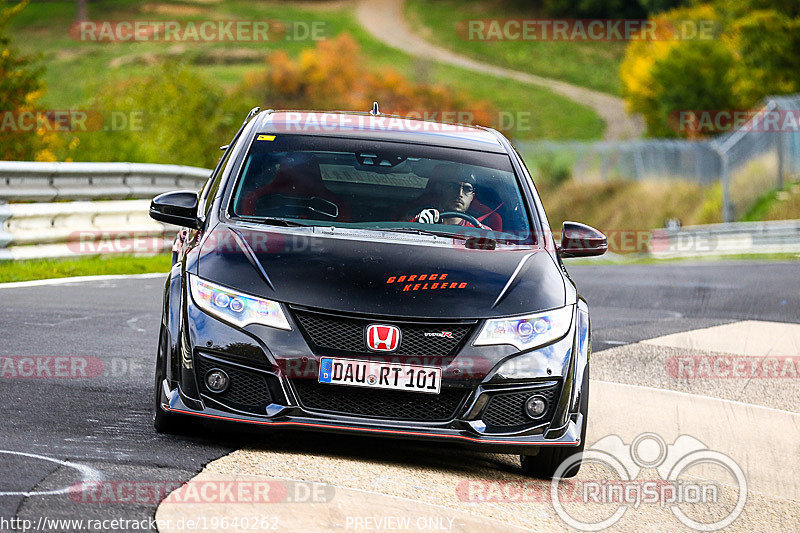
xmin=229 ymin=134 xmax=535 ymax=244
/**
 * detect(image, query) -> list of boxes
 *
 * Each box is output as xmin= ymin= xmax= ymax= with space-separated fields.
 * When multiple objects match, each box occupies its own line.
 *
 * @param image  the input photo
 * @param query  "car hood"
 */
xmin=196 ymin=224 xmax=568 ymax=319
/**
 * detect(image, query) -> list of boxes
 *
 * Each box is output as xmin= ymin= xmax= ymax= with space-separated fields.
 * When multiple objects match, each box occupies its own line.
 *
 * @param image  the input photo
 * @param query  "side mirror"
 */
xmin=559 ymin=221 xmax=607 ymax=258
xmin=149 ymin=190 xmax=201 ymax=229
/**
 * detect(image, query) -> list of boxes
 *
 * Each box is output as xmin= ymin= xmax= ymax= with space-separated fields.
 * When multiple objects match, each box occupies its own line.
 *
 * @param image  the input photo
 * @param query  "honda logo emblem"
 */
xmin=366 ymin=324 xmax=401 ymax=352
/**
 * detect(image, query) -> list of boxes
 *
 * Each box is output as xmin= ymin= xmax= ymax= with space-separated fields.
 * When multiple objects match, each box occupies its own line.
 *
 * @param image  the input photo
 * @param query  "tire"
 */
xmin=153 ymin=324 xmax=189 ymax=434
xmin=521 ymin=370 xmax=589 ymax=479
xmin=521 ymin=440 xmax=585 ymax=479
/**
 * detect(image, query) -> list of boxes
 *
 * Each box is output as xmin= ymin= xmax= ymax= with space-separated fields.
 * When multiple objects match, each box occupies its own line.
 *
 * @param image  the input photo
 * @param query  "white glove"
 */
xmin=417 ymin=208 xmax=440 ymax=224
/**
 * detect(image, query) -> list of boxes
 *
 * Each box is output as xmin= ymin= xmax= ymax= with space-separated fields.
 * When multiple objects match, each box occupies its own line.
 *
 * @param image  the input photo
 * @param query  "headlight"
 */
xmin=474 ymin=306 xmax=573 ymax=351
xmin=189 ymin=274 xmax=291 ymax=330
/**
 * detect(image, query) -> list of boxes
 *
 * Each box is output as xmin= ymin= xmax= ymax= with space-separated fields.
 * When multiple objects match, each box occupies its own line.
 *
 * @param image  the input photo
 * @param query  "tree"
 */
xmin=728 ymin=10 xmax=800 ymax=106
xmin=73 ymin=62 xmax=236 ymax=168
xmin=0 ymin=1 xmax=60 ymax=161
xmin=75 ymin=0 xmax=88 ymax=22
xmin=621 ymin=2 xmax=800 ymax=137
xmin=649 ymin=39 xmax=740 ymax=136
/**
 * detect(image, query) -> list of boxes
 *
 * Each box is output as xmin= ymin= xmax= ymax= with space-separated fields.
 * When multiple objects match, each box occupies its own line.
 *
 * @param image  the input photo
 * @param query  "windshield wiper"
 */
xmin=376 ymin=227 xmax=469 ymax=241
xmin=374 ymin=226 xmax=526 ymax=248
xmin=235 ymin=216 xmax=308 ymax=227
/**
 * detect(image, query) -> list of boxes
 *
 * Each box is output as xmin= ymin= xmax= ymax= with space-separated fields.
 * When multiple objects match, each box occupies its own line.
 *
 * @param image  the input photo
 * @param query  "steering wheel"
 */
xmin=438 ymin=211 xmax=482 ymax=227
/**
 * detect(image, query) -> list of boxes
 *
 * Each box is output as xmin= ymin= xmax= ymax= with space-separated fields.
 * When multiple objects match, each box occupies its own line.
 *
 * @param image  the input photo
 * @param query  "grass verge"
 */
xmin=565 ymin=252 xmax=800 ymax=265
xmin=0 ymin=254 xmax=171 ymax=283
xmin=405 ymin=0 xmax=625 ymax=95
xmin=0 ymin=248 xmax=794 ymax=284
xmin=537 ymin=178 xmax=722 ymax=231
xmin=8 ymin=0 xmax=603 ymax=140
xmin=742 ymin=180 xmax=800 ymax=221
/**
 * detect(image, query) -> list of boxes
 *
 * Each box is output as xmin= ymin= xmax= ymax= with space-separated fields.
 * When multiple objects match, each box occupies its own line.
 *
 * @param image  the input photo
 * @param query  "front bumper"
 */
xmin=159 ymin=379 xmax=584 ymax=453
xmin=161 ymin=273 xmax=591 ymax=452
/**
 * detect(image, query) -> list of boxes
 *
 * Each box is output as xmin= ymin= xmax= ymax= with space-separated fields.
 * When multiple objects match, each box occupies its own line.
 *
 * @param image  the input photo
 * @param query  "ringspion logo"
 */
xmin=550 ymin=433 xmax=746 ymax=531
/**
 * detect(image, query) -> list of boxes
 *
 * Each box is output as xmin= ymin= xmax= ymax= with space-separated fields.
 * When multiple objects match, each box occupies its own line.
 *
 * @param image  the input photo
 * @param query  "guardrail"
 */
xmin=0 ymin=200 xmax=178 ymax=261
xmin=0 ymin=161 xmax=210 ymax=202
xmin=649 ymin=219 xmax=800 ymax=258
xmin=0 ymin=161 xmax=207 ymax=259
xmin=1 ymin=162 xmax=798 ymax=261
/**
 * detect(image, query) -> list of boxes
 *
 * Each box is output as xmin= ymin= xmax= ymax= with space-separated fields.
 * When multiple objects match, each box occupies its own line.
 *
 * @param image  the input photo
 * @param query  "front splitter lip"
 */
xmin=161 ymin=383 xmax=582 ymax=449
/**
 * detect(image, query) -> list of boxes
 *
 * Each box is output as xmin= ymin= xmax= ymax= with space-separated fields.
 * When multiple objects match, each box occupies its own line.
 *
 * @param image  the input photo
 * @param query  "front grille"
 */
xmin=481 ymin=383 xmax=561 ymax=428
xmin=196 ymin=355 xmax=272 ymax=409
xmin=292 ymin=308 xmax=474 ymax=357
xmin=292 ymin=379 xmax=469 ymax=421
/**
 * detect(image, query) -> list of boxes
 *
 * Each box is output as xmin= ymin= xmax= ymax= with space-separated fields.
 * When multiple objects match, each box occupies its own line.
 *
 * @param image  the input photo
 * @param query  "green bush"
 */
xmin=69 ymin=62 xmax=240 ymax=168
xmin=501 ymin=0 xmax=684 ymax=17
xmin=0 ymin=1 xmax=59 ymax=161
xmin=621 ymin=2 xmax=800 ymax=138
xmin=544 ymin=0 xmax=646 ymax=18
xmin=534 ymin=153 xmax=572 ymax=185
xmin=648 ymin=39 xmax=741 ymax=137
xmin=729 ymin=10 xmax=800 ymax=105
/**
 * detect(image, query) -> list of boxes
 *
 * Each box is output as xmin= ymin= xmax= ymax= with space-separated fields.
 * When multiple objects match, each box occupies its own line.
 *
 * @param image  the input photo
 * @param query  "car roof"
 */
xmin=255 ymin=110 xmax=509 ymax=153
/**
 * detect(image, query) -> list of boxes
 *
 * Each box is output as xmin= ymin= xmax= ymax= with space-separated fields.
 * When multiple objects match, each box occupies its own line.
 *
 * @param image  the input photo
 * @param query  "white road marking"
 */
xmin=0 ymin=272 xmax=165 ymax=290
xmin=643 ymin=320 xmax=800 ymax=357
xmin=590 ymin=380 xmax=800 ymax=501
xmin=153 ymin=323 xmax=800 ymax=530
xmin=156 ymin=472 xmax=530 ymax=533
xmin=126 ymin=316 xmax=148 ymax=333
xmin=0 ymin=449 xmax=103 ymax=497
xmin=592 ymin=379 xmax=799 ymax=416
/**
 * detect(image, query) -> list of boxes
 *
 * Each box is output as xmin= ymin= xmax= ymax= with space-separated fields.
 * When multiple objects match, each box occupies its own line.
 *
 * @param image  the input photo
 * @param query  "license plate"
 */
xmin=318 ymin=357 xmax=441 ymax=394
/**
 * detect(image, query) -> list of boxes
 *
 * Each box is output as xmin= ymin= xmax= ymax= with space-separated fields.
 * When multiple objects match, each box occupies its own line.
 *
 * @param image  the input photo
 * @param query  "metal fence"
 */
xmin=648 ymin=219 xmax=800 ymax=259
xmin=0 ymin=162 xmax=208 ymax=260
xmin=0 ymin=200 xmax=177 ymax=261
xmin=515 ymin=94 xmax=800 ymax=222
xmin=0 ymin=161 xmax=796 ymax=261
xmin=0 ymin=161 xmax=210 ymax=202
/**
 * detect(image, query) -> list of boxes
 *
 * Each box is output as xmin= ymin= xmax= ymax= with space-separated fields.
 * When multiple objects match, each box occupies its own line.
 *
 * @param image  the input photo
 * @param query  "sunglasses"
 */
xmin=444 ymin=182 xmax=475 ymax=195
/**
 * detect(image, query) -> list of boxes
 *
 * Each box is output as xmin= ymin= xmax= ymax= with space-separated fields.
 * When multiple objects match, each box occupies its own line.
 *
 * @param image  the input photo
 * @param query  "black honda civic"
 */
xmin=149 ymin=107 xmax=607 ymax=478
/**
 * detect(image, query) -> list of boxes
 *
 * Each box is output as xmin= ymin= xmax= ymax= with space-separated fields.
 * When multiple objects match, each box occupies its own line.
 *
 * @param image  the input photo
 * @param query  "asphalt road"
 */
xmin=0 ymin=260 xmax=796 ymax=532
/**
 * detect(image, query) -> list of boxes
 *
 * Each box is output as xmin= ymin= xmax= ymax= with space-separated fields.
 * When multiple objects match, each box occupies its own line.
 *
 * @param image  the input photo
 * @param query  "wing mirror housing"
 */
xmin=558 ymin=221 xmax=607 ymax=258
xmin=149 ymin=190 xmax=202 ymax=229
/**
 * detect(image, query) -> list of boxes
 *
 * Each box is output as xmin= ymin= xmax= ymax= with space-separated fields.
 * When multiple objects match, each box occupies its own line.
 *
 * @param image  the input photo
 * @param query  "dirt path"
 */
xmin=355 ymin=0 xmax=645 ymax=140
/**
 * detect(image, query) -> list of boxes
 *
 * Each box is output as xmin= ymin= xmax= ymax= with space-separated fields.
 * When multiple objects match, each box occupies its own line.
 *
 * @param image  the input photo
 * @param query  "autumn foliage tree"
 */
xmin=621 ymin=1 xmax=800 ymax=137
xmin=0 ymin=1 xmax=62 ymax=161
xmin=236 ymin=34 xmax=496 ymax=129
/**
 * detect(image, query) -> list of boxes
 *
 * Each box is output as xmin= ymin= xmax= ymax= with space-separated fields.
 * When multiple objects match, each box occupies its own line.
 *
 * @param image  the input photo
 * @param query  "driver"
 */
xmin=412 ymin=170 xmax=491 ymax=229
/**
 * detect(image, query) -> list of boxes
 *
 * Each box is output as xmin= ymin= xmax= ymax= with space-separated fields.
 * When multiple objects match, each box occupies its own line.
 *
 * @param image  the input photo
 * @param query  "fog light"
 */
xmin=524 ymin=395 xmax=547 ymax=419
xmin=205 ymin=369 xmax=229 ymax=393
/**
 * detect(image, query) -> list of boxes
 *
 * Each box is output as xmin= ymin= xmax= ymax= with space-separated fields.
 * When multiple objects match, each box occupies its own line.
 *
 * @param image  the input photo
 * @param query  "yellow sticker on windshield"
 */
xmin=257 ymin=134 xmax=276 ymax=141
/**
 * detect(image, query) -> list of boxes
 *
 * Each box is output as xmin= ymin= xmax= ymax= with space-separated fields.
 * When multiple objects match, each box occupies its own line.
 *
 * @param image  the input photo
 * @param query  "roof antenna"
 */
xmin=370 ymin=101 xmax=380 ymax=116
